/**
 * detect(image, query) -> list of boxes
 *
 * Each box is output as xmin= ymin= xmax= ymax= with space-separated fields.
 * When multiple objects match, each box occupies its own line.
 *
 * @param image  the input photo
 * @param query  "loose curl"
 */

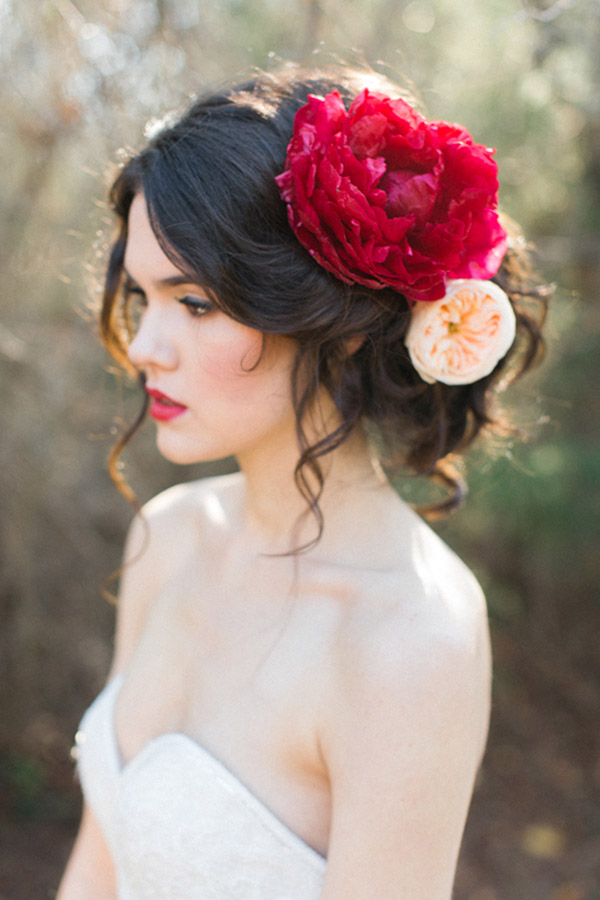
xmin=100 ymin=64 xmax=550 ymax=540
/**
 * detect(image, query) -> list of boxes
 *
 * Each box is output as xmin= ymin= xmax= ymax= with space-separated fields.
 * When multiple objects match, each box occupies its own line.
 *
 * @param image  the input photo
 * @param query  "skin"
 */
xmin=58 ymin=194 xmax=492 ymax=900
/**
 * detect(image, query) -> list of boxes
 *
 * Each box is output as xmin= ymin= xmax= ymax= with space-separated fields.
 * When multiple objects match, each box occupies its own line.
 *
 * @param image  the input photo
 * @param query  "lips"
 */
xmin=146 ymin=388 xmax=188 ymax=422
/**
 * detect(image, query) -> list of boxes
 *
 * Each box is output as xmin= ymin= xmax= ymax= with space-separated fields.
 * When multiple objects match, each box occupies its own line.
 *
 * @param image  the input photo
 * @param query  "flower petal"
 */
xmin=404 ymin=279 xmax=517 ymax=385
xmin=277 ymin=90 xmax=507 ymax=304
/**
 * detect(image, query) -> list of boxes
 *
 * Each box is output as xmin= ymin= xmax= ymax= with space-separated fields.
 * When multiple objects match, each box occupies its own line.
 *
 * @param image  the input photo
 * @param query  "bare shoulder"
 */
xmin=121 ymin=471 xmax=245 ymax=574
xmin=126 ymin=470 xmax=244 ymax=552
xmin=319 ymin=514 xmax=492 ymax=899
xmin=327 ymin=510 xmax=491 ymax=766
xmin=344 ymin=508 xmax=487 ymax=652
xmin=110 ymin=472 xmax=243 ymax=673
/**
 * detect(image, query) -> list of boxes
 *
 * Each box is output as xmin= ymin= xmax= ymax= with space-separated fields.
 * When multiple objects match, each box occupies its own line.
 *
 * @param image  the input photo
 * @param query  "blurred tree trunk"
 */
xmin=301 ymin=0 xmax=324 ymax=57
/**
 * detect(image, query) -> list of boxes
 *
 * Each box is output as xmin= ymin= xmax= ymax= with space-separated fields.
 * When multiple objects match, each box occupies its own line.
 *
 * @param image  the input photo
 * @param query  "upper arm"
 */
xmin=109 ymin=506 xmax=154 ymax=676
xmin=320 ymin=589 xmax=491 ymax=900
xmin=57 ymin=514 xmax=150 ymax=896
xmin=61 ymin=484 xmax=204 ymax=890
xmin=56 ymin=804 xmax=117 ymax=900
xmin=109 ymin=482 xmax=202 ymax=675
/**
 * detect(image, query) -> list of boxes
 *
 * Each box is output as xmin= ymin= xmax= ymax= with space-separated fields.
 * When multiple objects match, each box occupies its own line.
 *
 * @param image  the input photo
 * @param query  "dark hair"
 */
xmin=100 ymin=63 xmax=549 ymax=538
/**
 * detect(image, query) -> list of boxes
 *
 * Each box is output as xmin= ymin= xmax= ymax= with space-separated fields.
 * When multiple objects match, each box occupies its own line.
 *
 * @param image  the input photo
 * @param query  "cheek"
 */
xmin=194 ymin=333 xmax=285 ymax=404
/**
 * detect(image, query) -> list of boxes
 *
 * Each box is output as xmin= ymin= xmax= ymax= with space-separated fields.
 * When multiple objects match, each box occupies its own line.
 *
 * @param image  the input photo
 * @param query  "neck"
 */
xmin=234 ymin=399 xmax=389 ymax=557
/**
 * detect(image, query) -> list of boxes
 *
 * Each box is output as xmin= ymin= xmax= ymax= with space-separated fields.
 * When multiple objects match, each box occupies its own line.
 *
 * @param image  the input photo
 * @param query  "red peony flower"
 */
xmin=275 ymin=90 xmax=507 ymax=304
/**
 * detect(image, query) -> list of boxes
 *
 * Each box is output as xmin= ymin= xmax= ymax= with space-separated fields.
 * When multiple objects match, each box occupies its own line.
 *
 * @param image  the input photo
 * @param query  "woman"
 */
xmin=58 ymin=64 xmax=547 ymax=899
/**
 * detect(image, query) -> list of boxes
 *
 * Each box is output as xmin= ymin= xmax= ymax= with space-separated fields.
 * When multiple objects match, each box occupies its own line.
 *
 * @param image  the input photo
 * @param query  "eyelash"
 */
xmin=177 ymin=296 xmax=212 ymax=317
xmin=122 ymin=283 xmax=212 ymax=319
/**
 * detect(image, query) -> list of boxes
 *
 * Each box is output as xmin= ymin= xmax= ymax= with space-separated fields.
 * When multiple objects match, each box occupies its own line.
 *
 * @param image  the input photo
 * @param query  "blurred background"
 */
xmin=0 ymin=0 xmax=598 ymax=897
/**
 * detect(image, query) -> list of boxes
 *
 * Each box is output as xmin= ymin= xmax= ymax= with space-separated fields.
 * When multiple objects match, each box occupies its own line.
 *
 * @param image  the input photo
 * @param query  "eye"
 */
xmin=177 ymin=295 xmax=212 ymax=318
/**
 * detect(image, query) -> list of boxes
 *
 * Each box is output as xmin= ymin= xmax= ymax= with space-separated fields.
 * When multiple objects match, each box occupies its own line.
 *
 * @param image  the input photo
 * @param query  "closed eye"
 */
xmin=177 ymin=295 xmax=213 ymax=317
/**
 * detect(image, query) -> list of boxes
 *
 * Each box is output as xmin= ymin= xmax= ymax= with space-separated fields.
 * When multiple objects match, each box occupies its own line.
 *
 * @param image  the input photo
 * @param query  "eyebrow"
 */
xmin=123 ymin=268 xmax=203 ymax=289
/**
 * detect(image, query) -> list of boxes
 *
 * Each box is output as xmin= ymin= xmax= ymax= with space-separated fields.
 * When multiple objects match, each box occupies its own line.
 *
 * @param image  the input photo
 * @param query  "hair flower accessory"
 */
xmin=276 ymin=89 xmax=507 ymax=305
xmin=404 ymin=279 xmax=517 ymax=385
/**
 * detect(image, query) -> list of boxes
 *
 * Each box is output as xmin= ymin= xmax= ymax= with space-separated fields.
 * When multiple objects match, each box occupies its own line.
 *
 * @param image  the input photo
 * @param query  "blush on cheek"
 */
xmin=198 ymin=334 xmax=265 ymax=393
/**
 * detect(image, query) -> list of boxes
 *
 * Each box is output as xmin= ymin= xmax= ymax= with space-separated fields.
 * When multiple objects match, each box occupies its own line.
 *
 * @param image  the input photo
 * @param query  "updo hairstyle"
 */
xmin=100 ymin=64 xmax=549 ymax=534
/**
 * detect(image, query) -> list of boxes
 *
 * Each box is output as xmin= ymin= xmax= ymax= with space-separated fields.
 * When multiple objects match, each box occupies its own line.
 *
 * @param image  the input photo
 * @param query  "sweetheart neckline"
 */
xmin=100 ymin=673 xmax=327 ymax=867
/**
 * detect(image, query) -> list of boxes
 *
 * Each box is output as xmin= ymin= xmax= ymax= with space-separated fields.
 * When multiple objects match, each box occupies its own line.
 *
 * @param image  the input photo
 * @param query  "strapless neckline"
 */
xmin=95 ymin=672 xmax=327 ymax=866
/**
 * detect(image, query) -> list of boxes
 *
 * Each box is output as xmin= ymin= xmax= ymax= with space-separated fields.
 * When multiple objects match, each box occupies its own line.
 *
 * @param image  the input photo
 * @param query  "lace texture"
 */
xmin=75 ymin=676 xmax=326 ymax=900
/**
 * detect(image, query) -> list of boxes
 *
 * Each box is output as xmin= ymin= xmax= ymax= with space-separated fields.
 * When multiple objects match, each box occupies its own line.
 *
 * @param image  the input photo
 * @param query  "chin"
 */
xmin=155 ymin=431 xmax=227 ymax=467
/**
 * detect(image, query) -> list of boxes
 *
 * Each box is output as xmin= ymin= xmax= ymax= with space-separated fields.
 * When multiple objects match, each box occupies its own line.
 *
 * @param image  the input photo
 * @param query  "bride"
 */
xmin=58 ymin=64 xmax=547 ymax=899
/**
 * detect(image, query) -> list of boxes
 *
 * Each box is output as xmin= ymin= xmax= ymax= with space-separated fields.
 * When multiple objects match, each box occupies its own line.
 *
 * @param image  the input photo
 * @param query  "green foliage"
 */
xmin=0 ymin=753 xmax=46 ymax=821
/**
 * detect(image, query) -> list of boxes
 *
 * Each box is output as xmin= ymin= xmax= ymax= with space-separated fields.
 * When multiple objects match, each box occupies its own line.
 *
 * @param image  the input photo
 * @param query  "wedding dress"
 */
xmin=75 ymin=673 xmax=327 ymax=899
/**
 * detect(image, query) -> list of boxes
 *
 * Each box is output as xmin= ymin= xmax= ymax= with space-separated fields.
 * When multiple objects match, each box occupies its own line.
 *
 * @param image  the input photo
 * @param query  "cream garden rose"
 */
xmin=405 ymin=279 xmax=517 ymax=386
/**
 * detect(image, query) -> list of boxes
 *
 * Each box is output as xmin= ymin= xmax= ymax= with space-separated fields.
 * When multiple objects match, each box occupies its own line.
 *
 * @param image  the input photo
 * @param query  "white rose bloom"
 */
xmin=405 ymin=279 xmax=517 ymax=386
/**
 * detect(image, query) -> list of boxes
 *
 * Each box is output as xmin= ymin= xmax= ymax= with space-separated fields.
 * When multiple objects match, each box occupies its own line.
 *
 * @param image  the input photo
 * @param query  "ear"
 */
xmin=345 ymin=334 xmax=366 ymax=355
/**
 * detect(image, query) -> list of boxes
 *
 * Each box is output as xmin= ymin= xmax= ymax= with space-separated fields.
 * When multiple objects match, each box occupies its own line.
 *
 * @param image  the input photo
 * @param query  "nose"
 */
xmin=127 ymin=306 xmax=178 ymax=372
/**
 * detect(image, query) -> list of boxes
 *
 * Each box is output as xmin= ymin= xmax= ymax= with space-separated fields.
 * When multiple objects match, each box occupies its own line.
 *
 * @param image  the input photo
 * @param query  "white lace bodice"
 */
xmin=75 ymin=674 xmax=327 ymax=899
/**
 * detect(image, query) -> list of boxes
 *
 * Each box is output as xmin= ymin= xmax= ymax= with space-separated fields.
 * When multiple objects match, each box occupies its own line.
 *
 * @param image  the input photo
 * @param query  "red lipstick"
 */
xmin=146 ymin=388 xmax=187 ymax=422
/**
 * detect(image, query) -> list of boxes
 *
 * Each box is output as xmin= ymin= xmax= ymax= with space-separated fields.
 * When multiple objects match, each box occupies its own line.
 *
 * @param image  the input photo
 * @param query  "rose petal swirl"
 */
xmin=404 ymin=279 xmax=517 ymax=385
xmin=275 ymin=90 xmax=508 ymax=304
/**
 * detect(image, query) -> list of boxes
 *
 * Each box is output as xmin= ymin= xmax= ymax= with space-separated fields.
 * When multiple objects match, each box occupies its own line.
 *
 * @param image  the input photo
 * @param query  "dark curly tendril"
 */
xmin=99 ymin=64 xmax=551 ymax=547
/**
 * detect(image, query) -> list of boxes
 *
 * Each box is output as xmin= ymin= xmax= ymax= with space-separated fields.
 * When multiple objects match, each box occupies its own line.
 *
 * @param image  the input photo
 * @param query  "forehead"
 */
xmin=124 ymin=193 xmax=181 ymax=282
